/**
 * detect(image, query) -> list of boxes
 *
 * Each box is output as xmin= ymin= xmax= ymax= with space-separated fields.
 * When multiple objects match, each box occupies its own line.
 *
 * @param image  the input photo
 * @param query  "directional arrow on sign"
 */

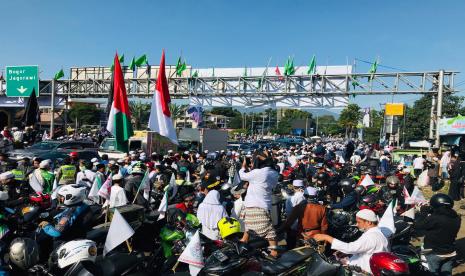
xmin=17 ymin=86 xmax=28 ymax=94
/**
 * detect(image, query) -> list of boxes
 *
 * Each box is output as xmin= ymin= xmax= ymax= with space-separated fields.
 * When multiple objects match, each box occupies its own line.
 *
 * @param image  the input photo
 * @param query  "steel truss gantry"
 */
xmin=0 ymin=68 xmax=458 ymax=146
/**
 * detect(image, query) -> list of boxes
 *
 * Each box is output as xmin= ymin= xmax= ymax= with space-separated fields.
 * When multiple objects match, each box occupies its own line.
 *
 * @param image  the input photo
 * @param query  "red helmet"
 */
xmin=69 ymin=152 xmax=78 ymax=158
xmin=370 ymin=252 xmax=409 ymax=276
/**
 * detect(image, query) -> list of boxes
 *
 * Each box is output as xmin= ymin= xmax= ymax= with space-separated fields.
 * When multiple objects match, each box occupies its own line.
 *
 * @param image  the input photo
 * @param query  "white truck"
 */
xmin=99 ymin=129 xmax=229 ymax=159
xmin=98 ymin=131 xmax=176 ymax=160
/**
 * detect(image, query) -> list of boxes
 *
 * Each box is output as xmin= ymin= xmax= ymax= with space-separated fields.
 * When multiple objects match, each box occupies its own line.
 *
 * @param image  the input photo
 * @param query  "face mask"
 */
xmin=175 ymin=179 xmax=184 ymax=185
xmin=79 ymin=166 xmax=86 ymax=172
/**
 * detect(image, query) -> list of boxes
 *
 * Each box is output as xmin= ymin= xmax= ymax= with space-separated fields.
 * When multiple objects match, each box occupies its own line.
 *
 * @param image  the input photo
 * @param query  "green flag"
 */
xmin=192 ymin=70 xmax=199 ymax=78
xmin=135 ymin=54 xmax=148 ymax=67
xmin=284 ymin=57 xmax=295 ymax=76
xmin=212 ymin=67 xmax=215 ymax=77
xmin=352 ymin=76 xmax=359 ymax=89
xmin=129 ymin=57 xmax=136 ymax=71
xmin=54 ymin=69 xmax=64 ymax=80
xmin=368 ymin=58 xmax=378 ymax=81
xmin=110 ymin=54 xmax=125 ymax=71
xmin=307 ymin=55 xmax=316 ymax=74
xmin=175 ymin=57 xmax=187 ymax=76
xmin=243 ymin=66 xmax=247 ymax=77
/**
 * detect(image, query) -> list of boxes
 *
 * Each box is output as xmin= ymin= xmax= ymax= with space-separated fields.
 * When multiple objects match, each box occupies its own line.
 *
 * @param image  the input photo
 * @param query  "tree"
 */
xmin=67 ymin=103 xmax=102 ymax=126
xmin=403 ymin=94 xmax=465 ymax=141
xmin=317 ymin=115 xmax=343 ymax=136
xmin=129 ymin=101 xmax=151 ymax=130
xmin=169 ymin=104 xmax=188 ymax=125
xmin=363 ymin=109 xmax=384 ymax=143
xmin=338 ymin=104 xmax=361 ymax=138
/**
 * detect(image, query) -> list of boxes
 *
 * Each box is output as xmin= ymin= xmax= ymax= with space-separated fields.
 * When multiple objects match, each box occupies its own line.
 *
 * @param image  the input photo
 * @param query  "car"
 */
xmin=38 ymin=150 xmax=100 ymax=164
xmin=9 ymin=140 xmax=97 ymax=160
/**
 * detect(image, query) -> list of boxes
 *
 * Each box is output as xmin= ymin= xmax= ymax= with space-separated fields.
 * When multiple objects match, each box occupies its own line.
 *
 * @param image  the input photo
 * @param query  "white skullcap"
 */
xmin=129 ymin=151 xmax=135 ymax=155
xmin=90 ymin=158 xmax=98 ymax=163
xmin=356 ymin=209 xmax=378 ymax=222
xmin=403 ymin=168 xmax=411 ymax=173
xmin=292 ymin=179 xmax=304 ymax=187
xmin=304 ymin=186 xmax=317 ymax=196
xmin=0 ymin=172 xmax=14 ymax=181
xmin=112 ymin=174 xmax=123 ymax=181
xmin=39 ymin=160 xmax=50 ymax=169
xmin=168 ymin=150 xmax=174 ymax=153
xmin=109 ymin=160 xmax=116 ymax=165
xmin=183 ymin=151 xmax=190 ymax=155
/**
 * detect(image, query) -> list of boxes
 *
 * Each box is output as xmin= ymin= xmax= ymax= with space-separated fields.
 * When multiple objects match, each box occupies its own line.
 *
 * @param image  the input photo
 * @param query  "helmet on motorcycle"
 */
xmin=9 ymin=238 xmax=39 ymax=270
xmin=339 ymin=178 xmax=355 ymax=194
xmin=366 ymin=185 xmax=380 ymax=195
xmin=385 ymin=176 xmax=400 ymax=189
xmin=57 ymin=184 xmax=86 ymax=206
xmin=362 ymin=194 xmax=378 ymax=207
xmin=430 ymin=193 xmax=454 ymax=209
xmin=218 ymin=217 xmax=241 ymax=239
xmin=56 ymin=240 xmax=97 ymax=269
xmin=370 ymin=252 xmax=409 ymax=276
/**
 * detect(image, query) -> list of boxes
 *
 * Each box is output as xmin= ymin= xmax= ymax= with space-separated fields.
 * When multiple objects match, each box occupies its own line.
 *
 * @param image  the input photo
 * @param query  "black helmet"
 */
xmin=385 ymin=176 xmax=400 ymax=189
xmin=339 ymin=178 xmax=355 ymax=193
xmin=430 ymin=193 xmax=453 ymax=209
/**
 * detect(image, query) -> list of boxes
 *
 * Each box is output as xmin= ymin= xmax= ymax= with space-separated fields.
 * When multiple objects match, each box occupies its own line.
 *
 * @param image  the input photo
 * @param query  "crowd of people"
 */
xmin=0 ymin=131 xmax=462 ymax=275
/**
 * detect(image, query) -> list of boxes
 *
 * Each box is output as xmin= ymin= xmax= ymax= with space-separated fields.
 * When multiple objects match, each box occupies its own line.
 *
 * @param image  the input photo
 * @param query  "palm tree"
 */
xmin=129 ymin=101 xmax=151 ymax=130
xmin=169 ymin=104 xmax=188 ymax=127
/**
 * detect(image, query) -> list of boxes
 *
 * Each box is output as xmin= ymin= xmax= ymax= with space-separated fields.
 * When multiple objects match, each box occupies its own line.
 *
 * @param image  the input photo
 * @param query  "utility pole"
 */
xmin=435 ymin=70 xmax=445 ymax=148
xmin=316 ymin=115 xmax=319 ymax=136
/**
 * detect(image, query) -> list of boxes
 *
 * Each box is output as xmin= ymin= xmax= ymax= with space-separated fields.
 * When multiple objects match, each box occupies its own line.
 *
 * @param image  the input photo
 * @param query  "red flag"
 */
xmin=275 ymin=66 xmax=284 ymax=81
xmin=148 ymin=50 xmax=178 ymax=145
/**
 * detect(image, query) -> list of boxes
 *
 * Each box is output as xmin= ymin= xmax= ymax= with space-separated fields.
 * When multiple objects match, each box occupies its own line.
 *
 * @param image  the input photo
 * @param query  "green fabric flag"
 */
xmin=212 ymin=67 xmax=215 ymax=77
xmin=110 ymin=55 xmax=125 ymax=71
xmin=307 ymin=55 xmax=316 ymax=74
xmin=368 ymin=59 xmax=378 ymax=81
xmin=192 ymin=70 xmax=199 ymax=78
xmin=243 ymin=66 xmax=247 ymax=77
xmin=175 ymin=57 xmax=187 ymax=76
xmin=129 ymin=57 xmax=136 ymax=71
xmin=352 ymin=76 xmax=359 ymax=89
xmin=284 ymin=57 xmax=295 ymax=76
xmin=54 ymin=69 xmax=64 ymax=80
xmin=135 ymin=54 xmax=148 ymax=67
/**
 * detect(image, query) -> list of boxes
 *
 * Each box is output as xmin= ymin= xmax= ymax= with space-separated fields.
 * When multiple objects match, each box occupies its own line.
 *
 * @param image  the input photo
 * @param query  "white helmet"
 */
xmin=57 ymin=184 xmax=86 ymax=206
xmin=9 ymin=238 xmax=40 ymax=270
xmin=0 ymin=191 xmax=8 ymax=201
xmin=57 ymin=239 xmax=97 ymax=269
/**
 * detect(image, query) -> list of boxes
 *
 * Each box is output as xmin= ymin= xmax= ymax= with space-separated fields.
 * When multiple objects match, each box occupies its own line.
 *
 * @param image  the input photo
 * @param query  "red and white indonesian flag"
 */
xmin=148 ymin=50 xmax=178 ymax=145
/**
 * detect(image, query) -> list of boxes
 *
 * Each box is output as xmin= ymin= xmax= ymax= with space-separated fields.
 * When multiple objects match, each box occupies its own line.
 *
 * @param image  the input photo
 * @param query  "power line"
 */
xmin=354 ymin=58 xmax=409 ymax=72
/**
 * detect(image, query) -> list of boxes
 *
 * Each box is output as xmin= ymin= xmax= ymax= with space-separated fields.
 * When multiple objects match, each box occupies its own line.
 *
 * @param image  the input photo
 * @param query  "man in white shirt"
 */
xmin=239 ymin=151 xmax=279 ymax=257
xmin=285 ymin=179 xmax=306 ymax=248
xmin=350 ymin=153 xmax=362 ymax=165
xmin=413 ymin=155 xmax=426 ymax=177
xmin=314 ymin=209 xmax=388 ymax=274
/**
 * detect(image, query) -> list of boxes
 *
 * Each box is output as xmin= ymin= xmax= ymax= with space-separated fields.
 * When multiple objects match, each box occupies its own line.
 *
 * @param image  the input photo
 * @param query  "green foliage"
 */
xmin=169 ymin=104 xmax=188 ymax=124
xmin=317 ymin=115 xmax=343 ymax=136
xmin=129 ymin=101 xmax=151 ymax=130
xmin=338 ymin=104 xmax=361 ymax=138
xmin=403 ymin=94 xmax=465 ymax=141
xmin=67 ymin=103 xmax=102 ymax=126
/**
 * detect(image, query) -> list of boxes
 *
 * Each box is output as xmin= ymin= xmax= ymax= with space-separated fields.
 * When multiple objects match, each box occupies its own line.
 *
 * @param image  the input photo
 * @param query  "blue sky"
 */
xmin=2 ymin=0 xmax=465 ymax=109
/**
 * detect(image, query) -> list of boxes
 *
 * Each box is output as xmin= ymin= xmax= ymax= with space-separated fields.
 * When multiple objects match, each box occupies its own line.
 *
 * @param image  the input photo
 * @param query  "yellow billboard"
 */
xmin=385 ymin=103 xmax=405 ymax=116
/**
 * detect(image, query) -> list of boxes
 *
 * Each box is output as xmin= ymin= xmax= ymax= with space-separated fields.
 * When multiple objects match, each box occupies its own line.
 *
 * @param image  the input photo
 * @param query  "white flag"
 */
xmin=29 ymin=171 xmax=43 ymax=194
xmin=157 ymin=191 xmax=168 ymax=221
xmin=401 ymin=208 xmax=415 ymax=220
xmin=168 ymin=173 xmax=177 ymax=201
xmin=410 ymin=186 xmax=426 ymax=205
xmin=50 ymin=178 xmax=59 ymax=200
xmin=379 ymin=200 xmax=396 ymax=238
xmin=360 ymin=174 xmax=374 ymax=187
xmin=88 ymin=180 xmax=100 ymax=203
xmin=103 ymin=209 xmax=135 ymax=256
xmin=178 ymin=230 xmax=204 ymax=275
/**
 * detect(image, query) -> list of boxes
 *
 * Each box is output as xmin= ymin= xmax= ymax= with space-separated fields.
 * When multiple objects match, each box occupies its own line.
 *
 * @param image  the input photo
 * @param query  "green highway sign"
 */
xmin=5 ymin=65 xmax=39 ymax=97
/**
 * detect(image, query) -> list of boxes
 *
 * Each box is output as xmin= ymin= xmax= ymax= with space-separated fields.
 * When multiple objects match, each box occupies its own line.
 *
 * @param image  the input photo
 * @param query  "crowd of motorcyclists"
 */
xmin=0 ymin=133 xmax=461 ymax=275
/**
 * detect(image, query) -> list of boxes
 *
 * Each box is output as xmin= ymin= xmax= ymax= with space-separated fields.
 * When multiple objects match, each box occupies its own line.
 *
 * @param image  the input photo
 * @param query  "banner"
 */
xmin=385 ymin=103 xmax=404 ymax=116
xmin=439 ymin=115 xmax=465 ymax=135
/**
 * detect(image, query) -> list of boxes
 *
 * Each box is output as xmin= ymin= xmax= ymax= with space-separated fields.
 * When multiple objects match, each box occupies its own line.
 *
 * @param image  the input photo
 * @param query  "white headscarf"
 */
xmin=197 ymin=190 xmax=228 ymax=240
